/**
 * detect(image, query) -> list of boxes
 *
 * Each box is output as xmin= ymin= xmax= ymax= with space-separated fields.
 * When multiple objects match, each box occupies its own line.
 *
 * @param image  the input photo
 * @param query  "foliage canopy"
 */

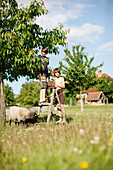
xmin=4 ymin=84 xmax=16 ymax=105
xmin=16 ymin=81 xmax=41 ymax=105
xmin=0 ymin=0 xmax=68 ymax=125
xmin=96 ymin=76 xmax=113 ymax=103
xmin=59 ymin=45 xmax=103 ymax=96
xmin=0 ymin=0 xmax=68 ymax=81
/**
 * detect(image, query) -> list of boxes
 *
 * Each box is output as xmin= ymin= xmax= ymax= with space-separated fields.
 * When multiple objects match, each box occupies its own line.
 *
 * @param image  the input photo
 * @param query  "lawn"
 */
xmin=0 ymin=104 xmax=113 ymax=170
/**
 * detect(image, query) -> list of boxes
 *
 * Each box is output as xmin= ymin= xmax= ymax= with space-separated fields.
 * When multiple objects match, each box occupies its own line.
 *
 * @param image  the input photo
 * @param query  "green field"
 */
xmin=1 ymin=104 xmax=113 ymax=170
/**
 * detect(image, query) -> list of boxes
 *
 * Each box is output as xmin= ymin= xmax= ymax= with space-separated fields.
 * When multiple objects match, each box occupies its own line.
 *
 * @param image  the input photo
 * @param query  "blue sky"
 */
xmin=5 ymin=0 xmax=113 ymax=95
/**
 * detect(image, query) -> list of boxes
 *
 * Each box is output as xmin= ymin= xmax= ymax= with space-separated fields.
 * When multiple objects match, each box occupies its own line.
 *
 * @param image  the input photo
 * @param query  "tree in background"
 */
xmin=4 ymin=84 xmax=16 ymax=105
xmin=96 ymin=76 xmax=113 ymax=103
xmin=16 ymin=82 xmax=41 ymax=106
xmin=59 ymin=45 xmax=103 ymax=111
xmin=0 ymin=0 xmax=68 ymax=125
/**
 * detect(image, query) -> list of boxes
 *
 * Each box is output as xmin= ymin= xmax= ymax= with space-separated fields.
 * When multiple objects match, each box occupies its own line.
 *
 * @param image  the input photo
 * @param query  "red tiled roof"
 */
xmin=102 ymin=73 xmax=113 ymax=80
xmin=96 ymin=73 xmax=113 ymax=79
xmin=84 ymin=87 xmax=98 ymax=93
xmin=96 ymin=70 xmax=113 ymax=80
xmin=86 ymin=91 xmax=102 ymax=101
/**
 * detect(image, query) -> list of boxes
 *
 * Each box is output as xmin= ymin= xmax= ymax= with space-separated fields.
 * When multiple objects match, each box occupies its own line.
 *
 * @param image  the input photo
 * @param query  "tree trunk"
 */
xmin=0 ymin=72 xmax=6 ymax=126
xmin=80 ymin=86 xmax=84 ymax=112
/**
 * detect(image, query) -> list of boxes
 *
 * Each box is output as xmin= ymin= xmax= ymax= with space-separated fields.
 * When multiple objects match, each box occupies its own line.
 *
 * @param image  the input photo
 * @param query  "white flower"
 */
xmin=73 ymin=147 xmax=78 ymax=152
xmin=1 ymin=139 xmax=5 ymax=142
xmin=90 ymin=140 xmax=95 ymax=144
xmin=23 ymin=141 xmax=26 ymax=145
xmin=78 ymin=150 xmax=83 ymax=154
xmin=90 ymin=136 xmax=100 ymax=144
xmin=79 ymin=129 xmax=85 ymax=136
xmin=94 ymin=136 xmax=100 ymax=144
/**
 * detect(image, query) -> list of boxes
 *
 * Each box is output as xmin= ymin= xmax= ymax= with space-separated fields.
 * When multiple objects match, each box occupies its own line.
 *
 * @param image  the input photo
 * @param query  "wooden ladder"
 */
xmin=38 ymin=87 xmax=64 ymax=126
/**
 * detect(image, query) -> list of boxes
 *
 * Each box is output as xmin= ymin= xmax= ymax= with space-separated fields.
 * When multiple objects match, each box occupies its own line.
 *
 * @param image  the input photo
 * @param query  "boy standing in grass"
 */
xmin=54 ymin=68 xmax=66 ymax=124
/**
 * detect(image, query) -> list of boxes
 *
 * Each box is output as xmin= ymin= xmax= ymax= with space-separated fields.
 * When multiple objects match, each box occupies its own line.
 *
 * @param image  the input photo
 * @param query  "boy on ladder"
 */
xmin=38 ymin=47 xmax=50 ymax=104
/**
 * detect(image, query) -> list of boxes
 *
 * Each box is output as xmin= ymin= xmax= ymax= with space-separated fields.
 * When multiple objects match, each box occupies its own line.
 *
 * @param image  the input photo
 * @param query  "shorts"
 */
xmin=56 ymin=89 xmax=65 ymax=105
xmin=39 ymin=73 xmax=47 ymax=89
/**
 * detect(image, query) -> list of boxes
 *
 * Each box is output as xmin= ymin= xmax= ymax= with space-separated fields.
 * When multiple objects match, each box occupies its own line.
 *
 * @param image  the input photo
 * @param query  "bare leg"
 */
xmin=61 ymin=105 xmax=66 ymax=123
xmin=40 ymin=89 xmax=46 ymax=102
xmin=55 ymin=105 xmax=62 ymax=124
xmin=56 ymin=104 xmax=66 ymax=124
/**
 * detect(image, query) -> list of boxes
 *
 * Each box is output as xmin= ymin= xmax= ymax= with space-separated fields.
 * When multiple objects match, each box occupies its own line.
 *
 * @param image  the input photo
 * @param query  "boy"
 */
xmin=38 ymin=47 xmax=49 ymax=104
xmin=54 ymin=68 xmax=66 ymax=124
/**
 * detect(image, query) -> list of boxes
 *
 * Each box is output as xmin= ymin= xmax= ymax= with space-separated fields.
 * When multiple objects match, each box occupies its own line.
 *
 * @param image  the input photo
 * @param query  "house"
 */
xmin=84 ymin=87 xmax=98 ymax=93
xmin=85 ymin=91 xmax=108 ymax=105
xmin=76 ymin=87 xmax=108 ymax=105
xmin=66 ymin=70 xmax=112 ymax=105
xmin=81 ymin=70 xmax=113 ymax=105
xmin=96 ymin=70 xmax=113 ymax=80
xmin=83 ymin=87 xmax=108 ymax=105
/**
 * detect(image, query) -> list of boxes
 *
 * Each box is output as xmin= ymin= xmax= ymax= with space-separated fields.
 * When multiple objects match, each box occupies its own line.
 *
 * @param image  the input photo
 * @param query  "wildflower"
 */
xmin=1 ymin=139 xmax=5 ymax=142
xmin=109 ymin=137 xmax=113 ymax=143
xmin=79 ymin=161 xmax=89 ymax=169
xmin=22 ymin=157 xmax=27 ymax=163
xmin=79 ymin=129 xmax=85 ymax=136
xmin=28 ymin=127 xmax=33 ymax=131
xmin=23 ymin=141 xmax=26 ymax=145
xmin=73 ymin=147 xmax=78 ymax=152
xmin=90 ymin=136 xmax=100 ymax=144
xmin=90 ymin=140 xmax=95 ymax=144
xmin=78 ymin=150 xmax=83 ymax=154
xmin=94 ymin=136 xmax=100 ymax=144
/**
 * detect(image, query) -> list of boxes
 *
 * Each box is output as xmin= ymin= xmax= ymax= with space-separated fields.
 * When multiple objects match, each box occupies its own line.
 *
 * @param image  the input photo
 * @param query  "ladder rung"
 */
xmin=46 ymin=96 xmax=51 ymax=98
xmin=38 ymin=103 xmax=51 ymax=106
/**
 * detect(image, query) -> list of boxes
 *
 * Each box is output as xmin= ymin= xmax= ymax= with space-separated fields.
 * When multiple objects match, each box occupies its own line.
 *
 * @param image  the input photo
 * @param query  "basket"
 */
xmin=48 ymin=81 xmax=55 ymax=88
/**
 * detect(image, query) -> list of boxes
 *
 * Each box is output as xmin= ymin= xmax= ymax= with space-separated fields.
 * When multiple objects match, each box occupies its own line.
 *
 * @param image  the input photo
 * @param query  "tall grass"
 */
xmin=0 ymin=104 xmax=113 ymax=170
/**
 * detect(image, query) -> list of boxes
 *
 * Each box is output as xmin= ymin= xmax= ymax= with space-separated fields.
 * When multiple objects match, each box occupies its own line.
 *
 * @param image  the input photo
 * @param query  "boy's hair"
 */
xmin=41 ymin=47 xmax=48 ymax=54
xmin=54 ymin=68 xmax=61 ymax=76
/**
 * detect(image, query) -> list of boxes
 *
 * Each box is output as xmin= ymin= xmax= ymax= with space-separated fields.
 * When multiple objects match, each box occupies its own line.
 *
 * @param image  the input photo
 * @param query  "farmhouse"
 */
xmin=96 ymin=70 xmax=113 ymax=80
xmin=76 ymin=87 xmax=108 ymax=105
xmin=83 ymin=89 xmax=108 ymax=105
xmin=77 ymin=70 xmax=113 ymax=105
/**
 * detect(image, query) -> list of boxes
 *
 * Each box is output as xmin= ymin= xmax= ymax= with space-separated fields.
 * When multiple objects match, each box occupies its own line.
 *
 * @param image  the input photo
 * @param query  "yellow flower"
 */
xmin=109 ymin=137 xmax=113 ymax=143
xmin=79 ymin=161 xmax=89 ymax=169
xmin=22 ymin=157 xmax=27 ymax=163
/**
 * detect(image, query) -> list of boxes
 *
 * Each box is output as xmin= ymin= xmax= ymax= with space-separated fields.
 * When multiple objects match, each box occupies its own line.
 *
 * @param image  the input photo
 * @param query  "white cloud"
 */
xmin=44 ymin=0 xmax=65 ymax=14
xmin=17 ymin=0 xmax=96 ymax=31
xmin=68 ymin=23 xmax=104 ymax=42
xmin=35 ymin=1 xmax=95 ymax=29
xmin=36 ymin=13 xmax=68 ymax=29
xmin=35 ymin=0 xmax=66 ymax=29
xmin=66 ymin=3 xmax=95 ymax=19
xmin=17 ymin=0 xmax=103 ymax=43
xmin=66 ymin=3 xmax=85 ymax=19
xmin=98 ymin=41 xmax=113 ymax=53
xmin=17 ymin=0 xmax=31 ymax=7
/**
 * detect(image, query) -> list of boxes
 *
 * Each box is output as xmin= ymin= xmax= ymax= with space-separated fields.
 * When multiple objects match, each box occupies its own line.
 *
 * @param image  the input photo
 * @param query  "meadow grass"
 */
xmin=0 ymin=104 xmax=113 ymax=170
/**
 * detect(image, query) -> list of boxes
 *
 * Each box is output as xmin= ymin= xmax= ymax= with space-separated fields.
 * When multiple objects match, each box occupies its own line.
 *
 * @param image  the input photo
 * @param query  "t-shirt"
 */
xmin=38 ymin=55 xmax=49 ymax=75
xmin=54 ymin=77 xmax=65 ymax=91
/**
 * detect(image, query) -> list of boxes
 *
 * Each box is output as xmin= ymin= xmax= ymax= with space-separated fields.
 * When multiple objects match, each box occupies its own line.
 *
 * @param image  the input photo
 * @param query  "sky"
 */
xmin=5 ymin=0 xmax=113 ymax=95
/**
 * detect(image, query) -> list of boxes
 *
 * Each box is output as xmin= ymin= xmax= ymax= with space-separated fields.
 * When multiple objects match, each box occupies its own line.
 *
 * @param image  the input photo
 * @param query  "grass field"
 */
xmin=0 ymin=104 xmax=113 ymax=170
